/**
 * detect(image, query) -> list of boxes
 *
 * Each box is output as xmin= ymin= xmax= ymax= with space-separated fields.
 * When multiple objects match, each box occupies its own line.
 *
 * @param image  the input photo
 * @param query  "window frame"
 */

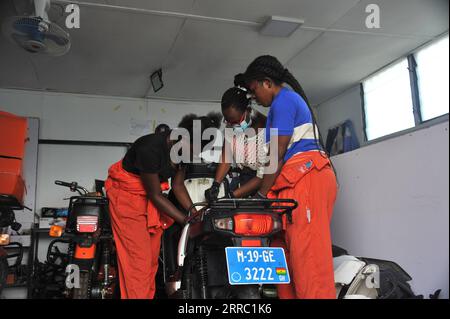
xmin=361 ymin=57 xmax=416 ymax=142
xmin=413 ymin=35 xmax=450 ymax=122
xmin=361 ymin=33 xmax=449 ymax=144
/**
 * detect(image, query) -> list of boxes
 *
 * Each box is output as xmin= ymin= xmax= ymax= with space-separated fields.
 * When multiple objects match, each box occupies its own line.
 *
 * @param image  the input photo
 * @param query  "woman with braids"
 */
xmin=204 ymin=87 xmax=268 ymax=200
xmin=105 ymin=113 xmax=220 ymax=299
xmin=236 ymin=55 xmax=338 ymax=299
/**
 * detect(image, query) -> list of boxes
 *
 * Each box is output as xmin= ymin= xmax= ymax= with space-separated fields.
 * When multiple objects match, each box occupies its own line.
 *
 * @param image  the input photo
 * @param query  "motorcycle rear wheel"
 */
xmin=73 ymin=271 xmax=91 ymax=299
xmin=0 ymin=255 xmax=8 ymax=295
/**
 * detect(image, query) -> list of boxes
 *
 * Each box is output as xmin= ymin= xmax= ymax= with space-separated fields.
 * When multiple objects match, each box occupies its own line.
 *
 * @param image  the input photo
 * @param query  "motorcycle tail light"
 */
xmin=76 ymin=215 xmax=98 ymax=233
xmin=0 ymin=234 xmax=10 ymax=246
xmin=233 ymin=214 xmax=274 ymax=236
xmin=49 ymin=225 xmax=64 ymax=237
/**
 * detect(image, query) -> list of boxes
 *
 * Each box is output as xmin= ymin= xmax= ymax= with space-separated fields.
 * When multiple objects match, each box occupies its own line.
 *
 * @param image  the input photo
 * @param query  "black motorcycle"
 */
xmin=0 ymin=194 xmax=26 ymax=295
xmin=159 ymin=163 xmax=427 ymax=300
xmin=163 ymin=198 xmax=297 ymax=299
xmin=49 ymin=180 xmax=119 ymax=299
xmin=160 ymin=163 xmax=297 ymax=299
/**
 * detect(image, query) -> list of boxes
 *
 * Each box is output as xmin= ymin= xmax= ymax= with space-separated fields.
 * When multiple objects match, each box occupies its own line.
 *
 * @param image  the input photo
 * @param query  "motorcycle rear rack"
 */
xmin=174 ymin=198 xmax=299 ymax=290
xmin=68 ymin=196 xmax=108 ymax=207
xmin=211 ymin=198 xmax=298 ymax=212
xmin=186 ymin=198 xmax=298 ymax=227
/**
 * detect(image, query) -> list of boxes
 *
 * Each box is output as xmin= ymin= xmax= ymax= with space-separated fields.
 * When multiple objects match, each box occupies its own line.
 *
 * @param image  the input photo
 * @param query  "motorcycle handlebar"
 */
xmin=54 ymin=180 xmax=89 ymax=195
xmin=55 ymin=180 xmax=72 ymax=187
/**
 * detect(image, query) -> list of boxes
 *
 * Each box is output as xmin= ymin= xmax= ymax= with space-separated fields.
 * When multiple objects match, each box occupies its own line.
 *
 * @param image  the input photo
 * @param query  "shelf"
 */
xmin=8 ymin=235 xmax=31 ymax=247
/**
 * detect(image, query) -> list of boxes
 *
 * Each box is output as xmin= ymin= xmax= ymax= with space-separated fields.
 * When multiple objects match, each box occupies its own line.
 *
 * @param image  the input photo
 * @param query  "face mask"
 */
xmin=232 ymin=110 xmax=252 ymax=133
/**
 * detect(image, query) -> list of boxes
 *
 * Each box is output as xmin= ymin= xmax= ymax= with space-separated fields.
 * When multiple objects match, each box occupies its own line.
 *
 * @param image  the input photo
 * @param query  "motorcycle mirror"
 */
xmin=11 ymin=222 xmax=22 ymax=232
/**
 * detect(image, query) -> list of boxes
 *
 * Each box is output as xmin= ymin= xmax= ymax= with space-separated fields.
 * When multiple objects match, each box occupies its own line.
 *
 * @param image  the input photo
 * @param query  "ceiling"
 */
xmin=0 ymin=0 xmax=448 ymax=106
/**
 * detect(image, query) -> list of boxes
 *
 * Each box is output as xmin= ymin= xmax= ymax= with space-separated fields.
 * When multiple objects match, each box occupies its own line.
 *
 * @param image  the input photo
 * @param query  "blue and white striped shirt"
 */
xmin=265 ymin=87 xmax=320 ymax=162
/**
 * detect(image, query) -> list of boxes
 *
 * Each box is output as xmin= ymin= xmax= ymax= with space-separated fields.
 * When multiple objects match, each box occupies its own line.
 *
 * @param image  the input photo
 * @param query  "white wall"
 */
xmin=0 ymin=88 xmax=221 ymax=212
xmin=330 ymin=121 xmax=449 ymax=298
xmin=0 ymin=88 xmax=221 ymax=142
xmin=316 ymin=85 xmax=364 ymax=145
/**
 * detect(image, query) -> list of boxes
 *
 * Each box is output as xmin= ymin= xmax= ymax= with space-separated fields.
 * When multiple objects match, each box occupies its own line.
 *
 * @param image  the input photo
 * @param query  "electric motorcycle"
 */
xmin=49 ymin=180 xmax=118 ymax=299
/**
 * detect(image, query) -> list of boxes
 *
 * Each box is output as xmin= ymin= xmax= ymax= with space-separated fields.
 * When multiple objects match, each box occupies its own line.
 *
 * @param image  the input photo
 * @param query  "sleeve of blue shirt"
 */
xmin=270 ymin=93 xmax=297 ymax=136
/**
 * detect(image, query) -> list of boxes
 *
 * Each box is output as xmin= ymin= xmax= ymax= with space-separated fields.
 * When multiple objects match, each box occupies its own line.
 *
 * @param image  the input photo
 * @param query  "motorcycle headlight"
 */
xmin=0 ymin=234 xmax=10 ymax=246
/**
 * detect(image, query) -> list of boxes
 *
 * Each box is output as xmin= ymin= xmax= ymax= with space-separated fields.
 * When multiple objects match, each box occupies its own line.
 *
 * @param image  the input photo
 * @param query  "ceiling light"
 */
xmin=259 ymin=16 xmax=304 ymax=37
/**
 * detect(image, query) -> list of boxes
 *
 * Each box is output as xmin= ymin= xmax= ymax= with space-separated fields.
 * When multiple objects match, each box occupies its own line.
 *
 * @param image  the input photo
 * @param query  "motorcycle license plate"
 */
xmin=225 ymin=247 xmax=290 ymax=285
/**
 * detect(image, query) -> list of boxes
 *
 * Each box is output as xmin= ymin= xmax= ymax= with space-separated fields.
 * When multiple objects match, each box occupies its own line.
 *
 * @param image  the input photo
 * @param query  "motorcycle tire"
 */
xmin=73 ymin=271 xmax=91 ymax=299
xmin=0 ymin=255 xmax=8 ymax=296
xmin=214 ymin=285 xmax=261 ymax=299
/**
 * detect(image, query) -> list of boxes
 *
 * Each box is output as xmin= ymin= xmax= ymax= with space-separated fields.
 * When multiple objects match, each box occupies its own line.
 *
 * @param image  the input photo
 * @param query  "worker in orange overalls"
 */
xmin=105 ymin=114 xmax=221 ymax=299
xmin=236 ymin=55 xmax=338 ymax=299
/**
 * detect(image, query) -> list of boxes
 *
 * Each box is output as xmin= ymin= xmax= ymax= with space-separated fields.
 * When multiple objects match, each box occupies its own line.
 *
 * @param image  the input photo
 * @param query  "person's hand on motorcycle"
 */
xmin=251 ymin=190 xmax=268 ymax=199
xmin=184 ymin=207 xmax=206 ymax=224
xmin=205 ymin=181 xmax=220 ymax=202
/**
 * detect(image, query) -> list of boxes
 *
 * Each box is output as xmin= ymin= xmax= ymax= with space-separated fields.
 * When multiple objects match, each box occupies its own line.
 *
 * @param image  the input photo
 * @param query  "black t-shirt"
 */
xmin=122 ymin=131 xmax=176 ymax=180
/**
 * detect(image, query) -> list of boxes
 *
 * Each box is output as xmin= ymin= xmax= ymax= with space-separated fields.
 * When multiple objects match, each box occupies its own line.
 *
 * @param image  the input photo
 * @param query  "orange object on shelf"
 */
xmin=0 ymin=111 xmax=27 ymax=206
xmin=0 ymin=158 xmax=25 ymax=206
xmin=0 ymin=111 xmax=28 ymax=159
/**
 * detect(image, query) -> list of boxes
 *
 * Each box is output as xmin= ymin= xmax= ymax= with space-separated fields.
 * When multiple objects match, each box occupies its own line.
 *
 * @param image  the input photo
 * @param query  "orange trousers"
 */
xmin=105 ymin=161 xmax=173 ymax=299
xmin=270 ymin=151 xmax=337 ymax=299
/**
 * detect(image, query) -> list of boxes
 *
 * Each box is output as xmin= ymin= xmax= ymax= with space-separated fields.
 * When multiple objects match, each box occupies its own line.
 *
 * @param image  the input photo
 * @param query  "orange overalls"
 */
xmin=270 ymin=151 xmax=337 ymax=299
xmin=105 ymin=160 xmax=174 ymax=299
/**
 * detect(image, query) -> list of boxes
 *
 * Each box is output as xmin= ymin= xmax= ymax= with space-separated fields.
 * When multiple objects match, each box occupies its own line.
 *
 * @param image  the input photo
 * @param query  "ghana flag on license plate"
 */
xmin=276 ymin=268 xmax=287 ymax=275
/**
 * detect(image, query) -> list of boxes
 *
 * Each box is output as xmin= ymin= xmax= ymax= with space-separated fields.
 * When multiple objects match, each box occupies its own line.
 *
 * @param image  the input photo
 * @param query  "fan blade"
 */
xmin=42 ymin=22 xmax=71 ymax=56
xmin=44 ymin=33 xmax=70 ymax=46
xmin=10 ymin=32 xmax=41 ymax=53
xmin=11 ymin=33 xmax=30 ymax=45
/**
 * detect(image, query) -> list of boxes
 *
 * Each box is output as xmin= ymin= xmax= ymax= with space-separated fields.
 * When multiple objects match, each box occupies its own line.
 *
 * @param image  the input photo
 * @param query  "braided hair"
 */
xmin=178 ymin=112 xmax=222 ymax=148
xmin=236 ymin=55 xmax=330 ymax=160
xmin=155 ymin=123 xmax=170 ymax=134
xmin=221 ymin=87 xmax=251 ymax=113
